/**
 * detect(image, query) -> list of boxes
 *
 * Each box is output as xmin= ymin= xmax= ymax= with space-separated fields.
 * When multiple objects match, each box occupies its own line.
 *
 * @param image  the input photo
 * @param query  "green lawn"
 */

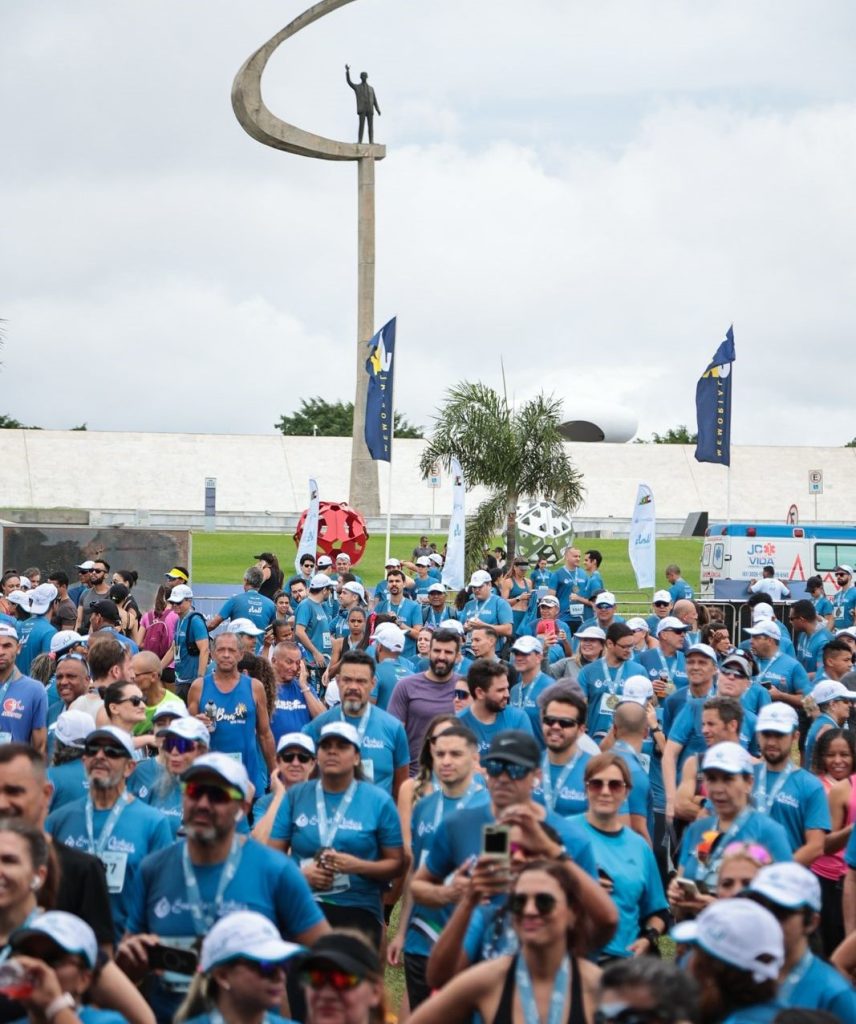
xmin=192 ymin=531 xmax=704 ymax=606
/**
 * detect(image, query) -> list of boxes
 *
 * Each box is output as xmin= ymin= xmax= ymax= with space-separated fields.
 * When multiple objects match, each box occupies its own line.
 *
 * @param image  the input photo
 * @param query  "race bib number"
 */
xmin=322 ymin=632 xmax=332 ymax=650
xmin=568 ymin=603 xmax=584 ymax=618
xmin=362 ymin=759 xmax=375 ymax=782
xmin=100 ymin=851 xmax=128 ymax=893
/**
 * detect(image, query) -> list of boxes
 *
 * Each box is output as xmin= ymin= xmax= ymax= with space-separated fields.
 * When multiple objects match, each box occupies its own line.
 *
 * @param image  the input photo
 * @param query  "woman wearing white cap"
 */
xmin=251 ymin=734 xmax=317 ymax=844
xmin=175 ymin=910 xmax=302 ymax=1024
xmin=267 ymin=721 xmax=404 ymax=949
xmin=133 ymin=717 xmax=212 ymax=837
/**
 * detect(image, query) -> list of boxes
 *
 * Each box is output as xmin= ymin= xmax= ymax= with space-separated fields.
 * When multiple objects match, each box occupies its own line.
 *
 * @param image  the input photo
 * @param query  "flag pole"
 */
xmin=385 ymin=384 xmax=395 ymax=564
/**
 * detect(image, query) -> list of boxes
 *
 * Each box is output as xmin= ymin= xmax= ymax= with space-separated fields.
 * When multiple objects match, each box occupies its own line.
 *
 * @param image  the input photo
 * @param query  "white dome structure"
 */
xmin=559 ymin=403 xmax=638 ymax=443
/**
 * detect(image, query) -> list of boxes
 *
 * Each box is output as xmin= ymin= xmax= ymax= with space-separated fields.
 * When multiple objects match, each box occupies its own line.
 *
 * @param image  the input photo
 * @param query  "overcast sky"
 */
xmin=3 ymin=1 xmax=855 ymax=444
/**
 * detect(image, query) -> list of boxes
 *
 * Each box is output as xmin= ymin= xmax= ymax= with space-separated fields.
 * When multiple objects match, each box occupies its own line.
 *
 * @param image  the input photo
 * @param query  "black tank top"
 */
xmin=492 ymin=953 xmax=585 ymax=1024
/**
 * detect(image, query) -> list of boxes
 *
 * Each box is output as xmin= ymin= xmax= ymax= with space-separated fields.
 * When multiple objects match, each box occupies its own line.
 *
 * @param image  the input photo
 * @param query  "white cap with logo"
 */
xmin=747 ymin=862 xmax=822 ymax=912
xmin=200 ymin=910 xmax=304 ymax=972
xmin=372 ymin=623 xmax=406 ymax=652
xmin=670 ymin=899 xmax=783 ymax=983
xmin=755 ymin=703 xmax=799 ymax=734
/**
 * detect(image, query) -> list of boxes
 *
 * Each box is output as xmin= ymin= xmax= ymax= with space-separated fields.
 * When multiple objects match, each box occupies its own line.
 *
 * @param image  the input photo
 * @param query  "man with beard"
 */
xmin=456 ymin=659 xmax=535 ymax=761
xmin=388 ymin=627 xmax=463 ymax=773
xmin=119 ymin=752 xmax=328 ymax=1024
xmin=303 ymin=650 xmax=409 ymax=797
xmin=45 ymin=725 xmax=172 ymax=940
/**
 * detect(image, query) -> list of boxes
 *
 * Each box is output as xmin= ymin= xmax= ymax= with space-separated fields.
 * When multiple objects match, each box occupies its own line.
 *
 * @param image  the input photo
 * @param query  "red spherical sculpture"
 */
xmin=293 ymin=501 xmax=369 ymax=567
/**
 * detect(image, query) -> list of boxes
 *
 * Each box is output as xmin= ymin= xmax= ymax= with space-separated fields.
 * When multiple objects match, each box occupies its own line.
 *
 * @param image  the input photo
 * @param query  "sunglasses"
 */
xmin=483 ymin=759 xmax=531 ymax=780
xmin=83 ymin=744 xmax=128 ymax=760
xmin=182 ymin=781 xmax=243 ymax=804
xmin=279 ymin=751 xmax=312 ymax=764
xmin=653 ymin=601 xmax=670 ymax=607
xmin=163 ymin=736 xmax=197 ymax=755
xmin=509 ymin=891 xmax=558 ymax=917
xmin=542 ymin=715 xmax=579 ymax=729
xmin=115 ymin=696 xmax=146 ymax=707
xmin=301 ymin=968 xmax=363 ymax=992
xmin=721 ymin=669 xmax=748 ymax=680
xmin=453 ymin=689 xmax=470 ymax=700
xmin=586 ymin=778 xmax=626 ymax=794
xmin=235 ymin=958 xmax=287 ymax=978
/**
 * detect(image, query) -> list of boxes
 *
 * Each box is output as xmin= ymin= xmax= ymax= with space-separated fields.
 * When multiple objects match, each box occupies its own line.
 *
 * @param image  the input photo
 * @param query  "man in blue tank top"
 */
xmin=188 ymin=632 xmax=276 ymax=800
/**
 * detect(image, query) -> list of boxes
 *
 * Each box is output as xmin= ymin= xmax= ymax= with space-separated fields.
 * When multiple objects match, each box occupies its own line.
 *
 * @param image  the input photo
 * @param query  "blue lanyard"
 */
xmin=341 ymin=704 xmax=371 ymax=743
xmin=755 ymin=655 xmax=782 ymax=685
xmin=181 ymin=836 xmax=244 ymax=936
xmin=431 ymin=779 xmax=483 ymax=833
xmin=84 ymin=791 xmax=131 ymax=855
xmin=754 ymin=762 xmax=795 ymax=813
xmin=315 ymin=780 xmax=357 ymax=847
xmin=600 ymin=657 xmax=628 ymax=693
xmin=515 ymin=953 xmax=569 ymax=1024
xmin=777 ymin=950 xmax=813 ymax=1000
xmin=540 ymin=751 xmax=583 ymax=811
xmin=702 ymin=807 xmax=753 ymax=885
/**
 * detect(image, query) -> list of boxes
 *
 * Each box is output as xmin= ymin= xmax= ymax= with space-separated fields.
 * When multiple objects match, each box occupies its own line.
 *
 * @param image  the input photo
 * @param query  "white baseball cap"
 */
xmin=316 ymin=555 xmax=333 ymax=568
xmin=751 ymin=604 xmax=775 ymax=622
xmin=7 ymin=591 xmax=29 ymax=608
xmin=335 ymin=553 xmax=351 ymax=563
xmin=653 ymin=590 xmax=672 ymax=604
xmin=50 ymin=630 xmax=84 ymax=656
xmin=618 ymin=675 xmax=655 ymax=706
xmin=429 ymin=553 xmax=444 ymax=565
xmin=625 ymin=617 xmax=650 ymax=633
xmin=167 ymin=584 xmax=193 ymax=603
xmin=415 ymin=556 xmax=431 ymax=567
xmin=836 ymin=627 xmax=856 ymax=640
xmin=152 ymin=701 xmax=189 ymax=723
xmin=76 ymin=561 xmax=97 ymax=571
xmin=28 ymin=583 xmax=58 ymax=615
xmin=84 ymin=726 xmax=135 ymax=759
xmin=439 ymin=618 xmax=465 ymax=635
xmin=511 ymin=635 xmax=543 ymax=656
xmin=54 ymin=710 xmax=95 ymax=749
xmin=744 ymin=621 xmax=780 ymax=640
xmin=319 ymin=721 xmax=361 ymax=749
xmin=182 ymin=752 xmax=251 ymax=799
xmin=276 ymin=732 xmax=316 ymax=756
xmin=427 ymin=582 xmax=445 ymax=595
xmin=372 ymin=622 xmax=406 ymax=653
xmin=384 ymin=558 xmax=402 ymax=568
xmin=575 ymin=625 xmax=606 ymax=641
xmin=834 ymin=564 xmax=854 ymax=576
xmin=340 ymin=581 xmax=366 ymax=601
xmin=0 ymin=623 xmax=18 ymax=640
xmin=686 ymin=643 xmax=718 ymax=663
xmin=308 ymin=573 xmax=333 ymax=591
xmin=11 ymin=911 xmax=98 ymax=969
xmin=747 ymin=862 xmax=822 ymax=912
xmin=227 ymin=618 xmax=264 ymax=637
xmin=163 ymin=717 xmax=210 ymax=748
xmin=469 ymin=570 xmax=493 ymax=588
xmin=200 ymin=910 xmax=304 ymax=972
xmin=594 ymin=591 xmax=617 ymax=608
xmin=756 ymin=703 xmax=798 ymax=734
xmin=701 ymin=741 xmax=753 ymax=775
xmin=657 ymin=616 xmax=690 ymax=636
xmin=670 ymin=900 xmax=783 ymax=983
xmin=537 ymin=594 xmax=560 ymax=608
xmin=811 ymin=680 xmax=856 ymax=706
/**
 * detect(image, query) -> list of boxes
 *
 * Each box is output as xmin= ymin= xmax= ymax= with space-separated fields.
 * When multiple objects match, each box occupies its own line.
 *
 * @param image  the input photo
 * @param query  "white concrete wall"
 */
xmin=0 ymin=429 xmax=854 ymax=523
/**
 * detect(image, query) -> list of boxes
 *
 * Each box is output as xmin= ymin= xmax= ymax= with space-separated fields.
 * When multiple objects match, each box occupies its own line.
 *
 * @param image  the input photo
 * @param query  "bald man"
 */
xmin=130 ymin=650 xmax=183 ymax=734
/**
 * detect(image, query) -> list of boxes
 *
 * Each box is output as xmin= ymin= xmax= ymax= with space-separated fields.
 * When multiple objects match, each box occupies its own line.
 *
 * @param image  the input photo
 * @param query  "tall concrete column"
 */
xmin=349 ymin=156 xmax=380 ymax=515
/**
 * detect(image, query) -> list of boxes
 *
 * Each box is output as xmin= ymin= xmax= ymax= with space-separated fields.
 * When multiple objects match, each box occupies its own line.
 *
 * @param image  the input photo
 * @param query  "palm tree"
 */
xmin=419 ymin=382 xmax=584 ymax=570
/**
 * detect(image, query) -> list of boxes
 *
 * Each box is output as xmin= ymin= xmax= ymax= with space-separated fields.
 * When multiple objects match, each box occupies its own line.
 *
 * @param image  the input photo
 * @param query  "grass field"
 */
xmin=192 ymin=531 xmax=705 ymax=608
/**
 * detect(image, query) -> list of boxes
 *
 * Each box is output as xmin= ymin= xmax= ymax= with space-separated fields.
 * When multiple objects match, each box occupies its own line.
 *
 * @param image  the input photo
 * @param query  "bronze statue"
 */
xmin=345 ymin=64 xmax=381 ymax=144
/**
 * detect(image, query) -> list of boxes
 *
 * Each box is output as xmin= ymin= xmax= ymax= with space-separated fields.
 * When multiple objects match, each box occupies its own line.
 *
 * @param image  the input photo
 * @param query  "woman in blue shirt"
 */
xmin=269 ymin=721 xmax=404 ymax=950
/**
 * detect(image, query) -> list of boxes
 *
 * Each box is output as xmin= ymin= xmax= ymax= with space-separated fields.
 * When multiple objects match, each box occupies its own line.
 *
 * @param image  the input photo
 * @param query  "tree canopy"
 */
xmin=419 ymin=382 xmax=584 ymax=570
xmin=634 ymin=424 xmax=698 ymax=444
xmin=275 ymin=397 xmax=422 ymax=438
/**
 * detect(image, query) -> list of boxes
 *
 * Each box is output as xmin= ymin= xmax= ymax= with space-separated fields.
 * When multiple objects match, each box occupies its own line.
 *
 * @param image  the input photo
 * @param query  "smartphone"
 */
xmin=481 ymin=824 xmax=510 ymax=859
xmin=148 ymin=943 xmax=199 ymax=976
xmin=675 ymin=877 xmax=701 ymax=900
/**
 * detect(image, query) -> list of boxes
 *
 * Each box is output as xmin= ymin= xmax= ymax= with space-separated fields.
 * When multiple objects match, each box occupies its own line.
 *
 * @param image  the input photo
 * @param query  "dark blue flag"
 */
xmin=694 ymin=326 xmax=735 ymax=466
xmin=364 ymin=317 xmax=396 ymax=462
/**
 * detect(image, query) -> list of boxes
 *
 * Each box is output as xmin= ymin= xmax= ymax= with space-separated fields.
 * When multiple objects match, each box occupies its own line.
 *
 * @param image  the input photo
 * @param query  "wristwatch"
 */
xmin=642 ymin=925 xmax=661 ymax=950
xmin=650 ymin=725 xmax=663 ymax=734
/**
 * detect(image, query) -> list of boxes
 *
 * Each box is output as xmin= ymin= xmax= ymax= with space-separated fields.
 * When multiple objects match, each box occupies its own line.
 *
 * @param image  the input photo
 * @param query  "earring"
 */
xmin=31 ymin=878 xmax=42 ymax=891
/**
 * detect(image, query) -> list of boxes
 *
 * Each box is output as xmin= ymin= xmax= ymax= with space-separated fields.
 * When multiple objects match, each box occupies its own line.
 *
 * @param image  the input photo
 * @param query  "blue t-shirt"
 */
xmin=750 ymin=764 xmax=831 ymax=852
xmin=0 ymin=672 xmax=47 ymax=744
xmin=426 ymin=802 xmax=598 ymax=881
xmin=46 ymin=794 xmax=173 ymax=938
xmin=578 ymin=658 xmax=638 ymax=740
xmin=461 ymin=594 xmax=514 ymax=636
xmin=217 ymin=590 xmax=276 ymax=652
xmin=832 ymin=585 xmax=856 ymax=630
xmin=87 ymin=627 xmax=139 ymax=655
xmin=613 ymin=741 xmax=653 ymax=837
xmin=201 ymin=672 xmax=265 ymax=797
xmin=720 ymin=1006 xmax=782 ymax=1024
xmin=570 ymin=816 xmax=667 ymax=958
xmin=372 ymin=656 xmax=415 ymax=711
xmin=185 ymin=1015 xmax=295 ymax=1024
xmin=749 ymin=653 xmax=809 ymax=695
xmin=669 ymin=701 xmax=758 ymax=766
xmin=270 ymin=680 xmax=313 ymax=743
xmin=582 ymin=571 xmax=605 ymax=601
xmin=681 ymin=811 xmax=792 ymax=884
xmin=548 ymin=567 xmax=589 ymax=620
xmin=741 ymin=683 xmax=772 ymax=716
xmin=813 ymin=594 xmax=834 ymax=618
xmin=532 ymin=750 xmax=590 ymax=818
xmin=738 ymin=624 xmax=796 ymax=659
xmin=373 ymin=597 xmax=422 ymax=658
xmin=271 ymin=779 xmax=403 ymax=920
xmin=456 ymin=704 xmax=536 ymax=759
xmin=47 ymin=758 xmax=88 ymax=811
xmin=295 ymin=599 xmax=333 ymax=661
xmin=795 ymin=626 xmax=833 ymax=675
xmin=668 ymin=578 xmax=694 ymax=602
xmin=175 ymin=610 xmax=209 ymax=684
xmin=638 ymin=649 xmax=688 ymax=697
xmin=15 ymin=616 xmax=57 ymax=674
xmin=304 ymin=705 xmax=409 ymax=795
xmin=508 ymin=671 xmax=554 ymax=745
xmin=779 ymin=952 xmax=856 ymax=1018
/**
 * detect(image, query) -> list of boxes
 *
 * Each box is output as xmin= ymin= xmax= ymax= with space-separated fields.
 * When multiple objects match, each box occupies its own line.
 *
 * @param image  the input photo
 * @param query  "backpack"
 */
xmin=141 ymin=612 xmax=172 ymax=660
xmin=184 ymin=612 xmax=208 ymax=656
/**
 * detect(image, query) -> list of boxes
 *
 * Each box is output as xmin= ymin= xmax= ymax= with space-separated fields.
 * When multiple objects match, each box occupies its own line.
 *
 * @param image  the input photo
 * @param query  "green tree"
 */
xmin=274 ymin=397 xmax=421 ymax=438
xmin=0 ymin=414 xmax=26 ymax=429
xmin=419 ymin=383 xmax=584 ymax=571
xmin=635 ymin=424 xmax=698 ymax=444
xmin=845 ymin=437 xmax=856 ymax=448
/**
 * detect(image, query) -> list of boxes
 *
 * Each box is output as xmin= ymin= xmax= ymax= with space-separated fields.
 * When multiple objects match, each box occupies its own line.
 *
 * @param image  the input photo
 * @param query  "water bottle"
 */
xmin=204 ymin=700 xmax=218 ymax=733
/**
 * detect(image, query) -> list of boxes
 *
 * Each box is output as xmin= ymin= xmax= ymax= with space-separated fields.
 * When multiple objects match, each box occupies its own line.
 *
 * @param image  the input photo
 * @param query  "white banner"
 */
xmin=295 ymin=478 xmax=320 ymax=573
xmin=629 ymin=483 xmax=656 ymax=590
xmin=442 ymin=458 xmax=466 ymax=592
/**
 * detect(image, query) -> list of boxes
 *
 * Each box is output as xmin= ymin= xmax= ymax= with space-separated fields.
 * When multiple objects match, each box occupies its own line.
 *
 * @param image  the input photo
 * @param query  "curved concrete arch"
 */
xmin=231 ymin=0 xmax=386 ymax=162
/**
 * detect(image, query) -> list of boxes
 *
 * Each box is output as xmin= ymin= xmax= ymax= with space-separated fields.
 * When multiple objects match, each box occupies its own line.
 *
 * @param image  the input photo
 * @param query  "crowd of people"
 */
xmin=0 ymin=543 xmax=855 ymax=1023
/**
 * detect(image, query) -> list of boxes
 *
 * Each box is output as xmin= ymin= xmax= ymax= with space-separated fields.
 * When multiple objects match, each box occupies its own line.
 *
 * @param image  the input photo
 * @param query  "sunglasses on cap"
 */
xmin=163 ymin=736 xmax=198 ymax=755
xmin=181 ymin=781 xmax=243 ymax=804
xmin=483 ymin=759 xmax=531 ymax=780
xmin=83 ymin=743 xmax=128 ymax=759
xmin=509 ymin=891 xmax=558 ymax=917
xmin=300 ymin=968 xmax=364 ymax=992
xmin=279 ymin=751 xmax=313 ymax=764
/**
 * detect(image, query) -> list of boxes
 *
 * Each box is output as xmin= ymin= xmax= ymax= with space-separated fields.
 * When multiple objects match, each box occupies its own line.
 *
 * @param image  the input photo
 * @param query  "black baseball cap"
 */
xmin=89 ymin=599 xmax=121 ymax=625
xmin=486 ymin=730 xmax=540 ymax=769
xmin=254 ymin=552 xmax=276 ymax=563
xmin=295 ymin=933 xmax=380 ymax=978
